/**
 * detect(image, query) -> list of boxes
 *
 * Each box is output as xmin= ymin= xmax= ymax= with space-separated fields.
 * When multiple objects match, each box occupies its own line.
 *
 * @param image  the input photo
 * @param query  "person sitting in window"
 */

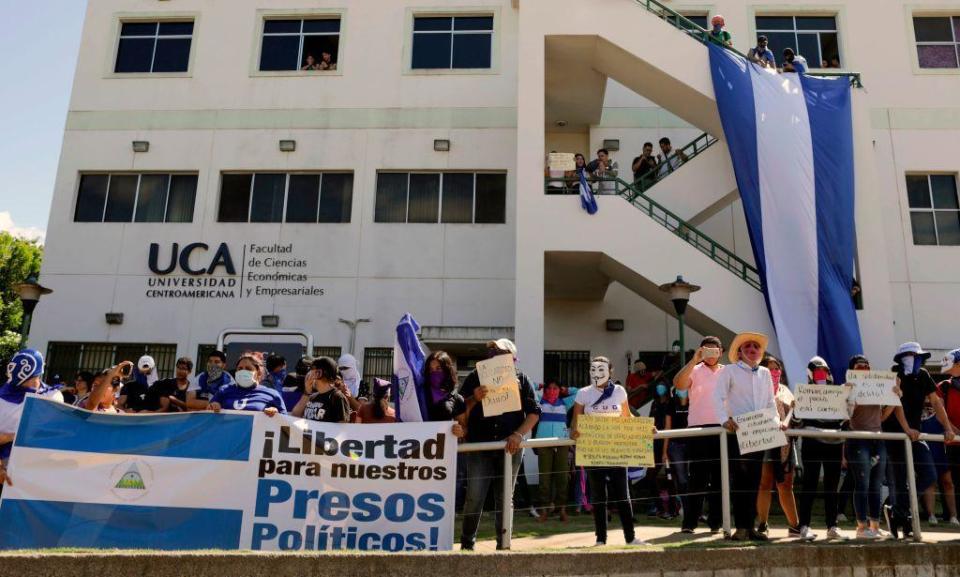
xmin=318 ymin=51 xmax=337 ymax=71
xmin=707 ymin=15 xmax=733 ymax=48
xmin=302 ymin=53 xmax=320 ymax=71
xmin=829 ymin=55 xmax=841 ymax=69
xmin=781 ymin=48 xmax=808 ymax=74
xmin=747 ymin=36 xmax=776 ymax=68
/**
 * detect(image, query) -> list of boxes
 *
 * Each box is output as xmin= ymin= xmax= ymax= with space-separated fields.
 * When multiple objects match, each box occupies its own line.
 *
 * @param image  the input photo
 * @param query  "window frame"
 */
xmin=373 ymin=171 xmax=507 ymax=224
xmin=107 ymin=12 xmax=199 ymax=79
xmin=905 ymin=172 xmax=960 ymax=247
xmin=748 ymin=6 xmax=847 ymax=72
xmin=73 ymin=172 xmax=199 ymax=224
xmin=251 ymin=8 xmax=347 ymax=77
xmin=403 ymin=7 xmax=501 ymax=76
xmin=216 ymin=171 xmax=354 ymax=224
xmin=908 ymin=8 xmax=960 ymax=75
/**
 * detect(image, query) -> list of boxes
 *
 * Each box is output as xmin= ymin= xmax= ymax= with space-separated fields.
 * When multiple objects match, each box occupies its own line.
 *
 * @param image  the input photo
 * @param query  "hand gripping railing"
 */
xmin=458 ymin=427 xmax=940 ymax=549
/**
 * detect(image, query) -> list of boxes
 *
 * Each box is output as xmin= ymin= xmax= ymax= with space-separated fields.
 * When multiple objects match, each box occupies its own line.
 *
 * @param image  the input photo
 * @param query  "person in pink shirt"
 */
xmin=673 ymin=336 xmax=725 ymax=533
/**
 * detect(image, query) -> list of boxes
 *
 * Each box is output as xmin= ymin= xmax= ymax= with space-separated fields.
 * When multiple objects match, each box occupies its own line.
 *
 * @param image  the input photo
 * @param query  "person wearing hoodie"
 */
xmin=119 ymin=355 xmax=159 ymax=412
xmin=338 ymin=354 xmax=363 ymax=398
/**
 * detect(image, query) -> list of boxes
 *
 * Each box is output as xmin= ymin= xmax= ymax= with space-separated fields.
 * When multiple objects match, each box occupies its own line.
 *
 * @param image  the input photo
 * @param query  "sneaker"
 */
xmin=593 ymin=540 xmax=606 ymax=547
xmin=799 ymin=526 xmax=817 ymax=541
xmin=756 ymin=522 xmax=769 ymax=537
xmin=826 ymin=526 xmax=848 ymax=541
xmin=748 ymin=529 xmax=769 ymax=542
xmin=836 ymin=513 xmax=848 ymax=523
xmin=787 ymin=525 xmax=803 ymax=538
xmin=626 ymin=538 xmax=648 ymax=546
xmin=856 ymin=527 xmax=881 ymax=540
xmin=928 ymin=515 xmax=939 ymax=526
xmin=950 ymin=517 xmax=960 ymax=527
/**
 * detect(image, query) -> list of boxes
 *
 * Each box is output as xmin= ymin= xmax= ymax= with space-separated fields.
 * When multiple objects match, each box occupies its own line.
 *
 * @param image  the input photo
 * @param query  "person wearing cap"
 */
xmin=673 ymin=336 xmax=726 ymax=533
xmin=119 ymin=355 xmax=158 ymax=412
xmin=707 ymin=14 xmax=733 ymax=48
xmin=747 ymin=36 xmax=776 ymax=68
xmin=715 ymin=332 xmax=780 ymax=541
xmin=883 ymin=342 xmax=956 ymax=538
xmin=459 ymin=338 xmax=541 ymax=551
xmin=795 ymin=356 xmax=848 ymax=541
xmin=188 ymin=350 xmax=235 ymax=410
xmin=938 ymin=348 xmax=960 ymax=526
xmin=0 ymin=349 xmax=65 ymax=488
xmin=781 ymin=48 xmax=808 ymax=74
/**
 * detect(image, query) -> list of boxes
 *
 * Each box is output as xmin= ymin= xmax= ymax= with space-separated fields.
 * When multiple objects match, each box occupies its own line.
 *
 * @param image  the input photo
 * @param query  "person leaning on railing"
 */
xmin=706 ymin=15 xmax=733 ymax=48
xmin=534 ymin=379 xmax=577 ymax=522
xmin=937 ymin=348 xmax=960 ymax=526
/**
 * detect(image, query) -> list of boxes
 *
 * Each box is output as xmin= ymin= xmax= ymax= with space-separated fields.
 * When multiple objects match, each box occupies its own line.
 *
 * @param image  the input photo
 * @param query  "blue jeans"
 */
xmin=459 ymin=450 xmax=522 ymax=549
xmin=846 ymin=439 xmax=886 ymax=522
xmin=886 ymin=439 xmax=936 ymax=515
xmin=668 ymin=439 xmax=690 ymax=519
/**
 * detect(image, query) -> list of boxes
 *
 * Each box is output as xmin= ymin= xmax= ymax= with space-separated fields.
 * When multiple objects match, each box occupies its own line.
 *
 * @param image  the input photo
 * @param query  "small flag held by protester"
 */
xmin=391 ymin=313 xmax=429 ymax=422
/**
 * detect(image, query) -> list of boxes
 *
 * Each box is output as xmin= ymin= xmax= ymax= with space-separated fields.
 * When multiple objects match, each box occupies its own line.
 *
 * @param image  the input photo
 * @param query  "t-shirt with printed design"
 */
xmin=575 ymin=384 xmax=628 ymax=416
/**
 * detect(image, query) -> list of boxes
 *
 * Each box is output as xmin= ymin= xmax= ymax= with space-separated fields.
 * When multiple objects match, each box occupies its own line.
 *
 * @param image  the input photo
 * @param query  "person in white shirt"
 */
xmin=673 ymin=336 xmax=726 ymax=533
xmin=571 ymin=356 xmax=649 ymax=546
xmin=716 ymin=332 xmax=781 ymax=541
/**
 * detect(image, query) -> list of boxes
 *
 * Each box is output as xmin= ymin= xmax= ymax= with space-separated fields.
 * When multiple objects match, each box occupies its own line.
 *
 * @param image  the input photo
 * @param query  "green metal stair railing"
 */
xmin=633 ymin=132 xmax=717 ymax=194
xmin=633 ymin=0 xmax=863 ymax=88
xmin=544 ymin=175 xmax=762 ymax=291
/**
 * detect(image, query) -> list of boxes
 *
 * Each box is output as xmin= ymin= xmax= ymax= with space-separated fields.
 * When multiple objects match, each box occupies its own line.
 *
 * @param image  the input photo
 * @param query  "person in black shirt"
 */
xmin=642 ymin=383 xmax=673 ymax=517
xmin=631 ymin=142 xmax=658 ymax=183
xmin=147 ymin=357 xmax=194 ymax=412
xmin=291 ymin=357 xmax=350 ymax=424
xmin=458 ymin=338 xmax=540 ymax=551
xmin=883 ymin=342 xmax=956 ymax=537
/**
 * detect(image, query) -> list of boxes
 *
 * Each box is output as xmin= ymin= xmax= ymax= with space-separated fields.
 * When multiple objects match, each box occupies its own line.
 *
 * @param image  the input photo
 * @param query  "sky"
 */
xmin=0 ymin=0 xmax=88 ymax=242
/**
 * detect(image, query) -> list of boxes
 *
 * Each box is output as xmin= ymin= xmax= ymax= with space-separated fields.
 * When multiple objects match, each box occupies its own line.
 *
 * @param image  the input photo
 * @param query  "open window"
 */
xmin=259 ymin=18 xmax=341 ymax=72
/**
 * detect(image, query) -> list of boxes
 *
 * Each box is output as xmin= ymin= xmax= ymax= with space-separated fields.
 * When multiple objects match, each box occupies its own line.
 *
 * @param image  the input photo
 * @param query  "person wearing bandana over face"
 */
xmin=338 ymin=354 xmax=363 ymax=399
xmin=571 ymin=356 xmax=650 ymax=546
xmin=0 ymin=349 xmax=65 ymax=489
xmin=673 ymin=336 xmax=727 ymax=533
xmin=716 ymin=332 xmax=781 ymax=541
xmin=188 ymin=350 xmax=235 ymax=410
xmin=882 ymin=342 xmax=956 ymax=538
xmin=707 ymin=14 xmax=733 ymax=48
xmin=264 ymin=354 xmax=288 ymax=393
xmin=938 ymin=348 xmax=960 ymax=526
xmin=208 ymin=352 xmax=286 ymax=417
xmin=459 ymin=338 xmax=540 ymax=551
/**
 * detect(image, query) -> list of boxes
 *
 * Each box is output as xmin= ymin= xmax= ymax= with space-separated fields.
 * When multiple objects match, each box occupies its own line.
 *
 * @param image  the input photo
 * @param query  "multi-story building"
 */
xmin=31 ymin=0 xmax=960 ymax=388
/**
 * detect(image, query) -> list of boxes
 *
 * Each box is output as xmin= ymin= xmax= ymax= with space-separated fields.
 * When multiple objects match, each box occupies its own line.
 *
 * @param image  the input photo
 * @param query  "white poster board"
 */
xmin=847 ymin=370 xmax=901 ymax=406
xmin=476 ymin=354 xmax=522 ymax=417
xmin=794 ymin=384 xmax=851 ymax=421
xmin=734 ymin=408 xmax=787 ymax=455
xmin=547 ymin=152 xmax=575 ymax=171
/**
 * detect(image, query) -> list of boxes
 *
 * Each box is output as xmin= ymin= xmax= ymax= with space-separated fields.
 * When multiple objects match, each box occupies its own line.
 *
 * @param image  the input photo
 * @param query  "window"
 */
xmin=906 ymin=174 xmax=960 ymax=246
xmin=313 ymin=346 xmax=343 ymax=360
xmin=260 ymin=18 xmax=341 ymax=72
xmin=217 ymin=172 xmax=353 ymax=223
xmin=543 ymin=351 xmax=590 ymax=389
xmin=680 ymin=13 xmax=709 ymax=35
xmin=755 ymin=16 xmax=840 ymax=68
xmin=412 ymin=15 xmax=493 ymax=69
xmin=914 ymin=16 xmax=960 ymax=69
xmin=374 ymin=172 xmax=506 ymax=224
xmin=46 ymin=342 xmax=177 ymax=382
xmin=363 ymin=348 xmax=393 ymax=384
xmin=74 ymin=173 xmax=198 ymax=223
xmin=115 ymin=21 xmax=193 ymax=73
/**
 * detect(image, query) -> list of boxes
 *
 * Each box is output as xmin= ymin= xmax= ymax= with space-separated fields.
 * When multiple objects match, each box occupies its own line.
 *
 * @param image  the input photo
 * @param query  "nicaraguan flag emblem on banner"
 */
xmin=708 ymin=44 xmax=862 ymax=386
xmin=392 ymin=313 xmax=429 ymax=422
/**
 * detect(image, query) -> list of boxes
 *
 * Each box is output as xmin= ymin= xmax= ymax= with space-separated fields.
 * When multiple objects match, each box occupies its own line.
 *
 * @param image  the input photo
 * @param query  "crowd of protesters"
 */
xmin=2 ymin=332 xmax=960 ymax=547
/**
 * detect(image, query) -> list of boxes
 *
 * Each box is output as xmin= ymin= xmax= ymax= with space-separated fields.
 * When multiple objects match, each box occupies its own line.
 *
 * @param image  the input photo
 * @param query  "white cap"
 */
xmin=486 ymin=338 xmax=517 ymax=356
xmin=138 ymin=355 xmax=156 ymax=371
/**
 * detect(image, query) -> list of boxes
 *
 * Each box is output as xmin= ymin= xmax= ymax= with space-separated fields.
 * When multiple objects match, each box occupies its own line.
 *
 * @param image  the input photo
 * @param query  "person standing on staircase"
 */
xmin=586 ymin=149 xmax=618 ymax=195
xmin=707 ymin=15 xmax=732 ymax=48
xmin=656 ymin=138 xmax=689 ymax=179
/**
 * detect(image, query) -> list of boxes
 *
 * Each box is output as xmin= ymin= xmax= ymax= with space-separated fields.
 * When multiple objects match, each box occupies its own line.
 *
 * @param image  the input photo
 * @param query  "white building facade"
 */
xmin=30 ymin=0 xmax=960 ymax=387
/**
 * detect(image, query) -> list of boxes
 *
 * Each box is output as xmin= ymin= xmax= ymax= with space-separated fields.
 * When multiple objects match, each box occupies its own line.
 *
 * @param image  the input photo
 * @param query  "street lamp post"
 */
xmin=15 ymin=276 xmax=53 ymax=350
xmin=659 ymin=276 xmax=700 ymax=367
xmin=338 ymin=318 xmax=371 ymax=356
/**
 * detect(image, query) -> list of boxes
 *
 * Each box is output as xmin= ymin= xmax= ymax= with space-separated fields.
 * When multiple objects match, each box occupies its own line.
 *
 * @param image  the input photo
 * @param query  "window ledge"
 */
xmin=105 ymin=72 xmax=193 ymax=79
xmin=251 ymin=70 xmax=343 ymax=78
xmin=913 ymin=68 xmax=960 ymax=76
xmin=403 ymin=67 xmax=498 ymax=76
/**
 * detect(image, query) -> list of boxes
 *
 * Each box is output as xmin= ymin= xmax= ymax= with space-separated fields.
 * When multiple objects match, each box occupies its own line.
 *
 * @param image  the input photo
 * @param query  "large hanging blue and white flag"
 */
xmin=392 ymin=313 xmax=429 ymax=422
xmin=579 ymin=169 xmax=598 ymax=214
xmin=708 ymin=44 xmax=862 ymax=386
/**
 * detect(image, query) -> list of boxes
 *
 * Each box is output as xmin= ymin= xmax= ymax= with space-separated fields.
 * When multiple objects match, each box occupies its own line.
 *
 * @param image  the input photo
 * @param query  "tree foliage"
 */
xmin=0 ymin=232 xmax=44 ymax=360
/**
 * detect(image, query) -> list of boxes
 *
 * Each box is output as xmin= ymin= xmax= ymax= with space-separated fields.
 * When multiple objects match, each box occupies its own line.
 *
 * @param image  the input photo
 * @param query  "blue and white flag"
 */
xmin=392 ymin=313 xmax=429 ymax=422
xmin=708 ymin=44 xmax=862 ymax=386
xmin=579 ymin=169 xmax=598 ymax=215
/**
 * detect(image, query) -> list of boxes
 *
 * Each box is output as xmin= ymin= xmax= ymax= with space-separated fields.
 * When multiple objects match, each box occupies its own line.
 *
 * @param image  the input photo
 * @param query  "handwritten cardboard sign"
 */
xmin=794 ymin=384 xmax=850 ymax=421
xmin=477 ymin=354 xmax=522 ymax=417
xmin=575 ymin=416 xmax=655 ymax=467
xmin=847 ymin=370 xmax=901 ymax=406
xmin=734 ymin=408 xmax=787 ymax=455
xmin=548 ymin=152 xmax=575 ymax=171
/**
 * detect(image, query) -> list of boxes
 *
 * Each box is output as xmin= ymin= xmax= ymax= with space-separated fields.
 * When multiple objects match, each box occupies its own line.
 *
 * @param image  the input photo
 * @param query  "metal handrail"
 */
xmin=632 ymin=0 xmax=863 ymax=88
xmin=633 ymin=133 xmax=718 ymax=194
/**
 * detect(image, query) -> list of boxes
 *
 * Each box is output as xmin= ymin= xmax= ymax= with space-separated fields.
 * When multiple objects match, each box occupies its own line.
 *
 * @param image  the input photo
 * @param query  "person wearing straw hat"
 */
xmin=715 ymin=332 xmax=781 ymax=541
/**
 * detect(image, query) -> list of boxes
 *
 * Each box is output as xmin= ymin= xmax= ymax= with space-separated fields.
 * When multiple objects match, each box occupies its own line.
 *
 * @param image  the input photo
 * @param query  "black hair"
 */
xmin=423 ymin=351 xmax=458 ymax=394
xmin=643 ymin=141 xmax=653 ymax=148
xmin=371 ymin=383 xmax=390 ymax=420
xmin=700 ymin=336 xmax=722 ymax=349
xmin=848 ymin=355 xmax=870 ymax=370
xmin=207 ymin=350 xmax=227 ymax=363
xmin=597 ymin=148 xmax=609 ymax=155
xmin=75 ymin=371 xmax=95 ymax=387
xmin=176 ymin=357 xmax=194 ymax=371
xmin=659 ymin=137 xmax=672 ymax=146
xmin=758 ymin=35 xmax=768 ymax=43
xmin=266 ymin=354 xmax=286 ymax=372
xmin=295 ymin=356 xmax=313 ymax=375
xmin=311 ymin=357 xmax=339 ymax=382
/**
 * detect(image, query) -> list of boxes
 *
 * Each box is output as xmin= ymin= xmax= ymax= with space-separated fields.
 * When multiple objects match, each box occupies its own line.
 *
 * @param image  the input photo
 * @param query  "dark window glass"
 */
xmin=795 ymin=17 xmax=836 ymax=31
xmin=303 ymin=19 xmax=340 ymax=33
xmin=414 ymin=17 xmax=452 ymax=31
xmin=819 ymin=32 xmax=840 ymax=66
xmin=931 ymin=175 xmax=960 ymax=209
xmin=412 ymin=33 xmax=452 ymax=68
xmin=302 ymin=35 xmax=339 ymax=67
xmin=681 ymin=15 xmax=708 ymax=30
xmin=218 ymin=174 xmax=253 ymax=222
xmin=75 ymin=175 xmax=109 ymax=222
xmin=103 ymin=175 xmax=138 ymax=222
xmin=264 ymin=20 xmax=301 ymax=34
xmin=286 ymin=175 xmax=321 ymax=223
xmin=158 ymin=22 xmax=194 ymax=36
xmin=475 ymin=174 xmax=507 ymax=224
xmin=152 ymin=38 xmax=191 ymax=73
xmin=121 ymin=22 xmax=157 ymax=36
xmin=918 ymin=45 xmax=959 ymax=68
xmin=319 ymin=173 xmax=353 ymax=223
xmin=763 ymin=32 xmax=796 ymax=58
xmin=115 ymin=38 xmax=154 ymax=73
xmin=914 ymin=17 xmax=954 ymax=42
xmin=408 ymin=174 xmax=440 ymax=223
xmin=260 ymin=35 xmax=301 ymax=71
xmin=454 ymin=16 xmax=493 ymax=31
xmin=907 ymin=175 xmax=932 ymax=208
xmin=375 ymin=173 xmax=408 ymax=223
xmin=452 ymin=34 xmax=492 ymax=68
xmin=166 ymin=175 xmax=197 ymax=222
xmin=441 ymin=173 xmax=473 ymax=223
xmin=910 ymin=212 xmax=938 ymax=245
xmin=797 ymin=33 xmax=821 ymax=64
xmin=250 ymin=174 xmax=286 ymax=223
xmin=134 ymin=174 xmax=170 ymax=222
xmin=936 ymin=211 xmax=960 ymax=245
xmin=756 ymin=16 xmax=794 ymax=30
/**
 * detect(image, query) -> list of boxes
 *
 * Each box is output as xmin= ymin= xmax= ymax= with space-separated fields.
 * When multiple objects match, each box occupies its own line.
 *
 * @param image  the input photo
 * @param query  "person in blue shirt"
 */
xmin=209 ymin=352 xmax=286 ymax=416
xmin=747 ymin=36 xmax=776 ymax=68
xmin=188 ymin=350 xmax=235 ymax=410
xmin=535 ymin=379 xmax=578 ymax=522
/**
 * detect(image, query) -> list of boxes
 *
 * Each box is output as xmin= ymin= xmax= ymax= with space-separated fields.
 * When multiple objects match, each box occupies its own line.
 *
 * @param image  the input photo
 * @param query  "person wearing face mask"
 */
xmin=208 ymin=352 xmax=285 ymax=417
xmin=534 ymin=379 xmax=577 ymax=522
xmin=571 ymin=356 xmax=649 ymax=546
xmin=626 ymin=360 xmax=655 ymax=410
xmin=937 ymin=348 xmax=960 ymax=526
xmin=716 ymin=332 xmax=781 ymax=541
xmin=882 ymin=342 xmax=956 ymax=538
xmin=119 ymin=355 xmax=159 ymax=413
xmin=188 ymin=350 xmax=235 ymax=410
xmin=707 ymin=14 xmax=733 ymax=48
xmin=642 ymin=382 xmax=674 ymax=518
xmin=673 ymin=336 xmax=726 ymax=533
xmin=337 ymin=354 xmax=363 ymax=399
xmin=264 ymin=354 xmax=288 ymax=393
xmin=291 ymin=357 xmax=350 ymax=424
